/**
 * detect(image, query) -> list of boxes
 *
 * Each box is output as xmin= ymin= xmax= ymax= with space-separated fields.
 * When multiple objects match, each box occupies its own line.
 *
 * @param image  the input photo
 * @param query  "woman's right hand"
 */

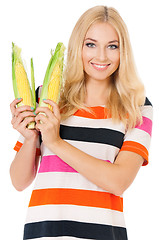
xmin=10 ymin=98 xmax=38 ymax=140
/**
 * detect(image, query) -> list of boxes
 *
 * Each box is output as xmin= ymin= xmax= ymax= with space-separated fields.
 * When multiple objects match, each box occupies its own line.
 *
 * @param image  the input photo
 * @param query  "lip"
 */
xmin=91 ymin=62 xmax=111 ymax=71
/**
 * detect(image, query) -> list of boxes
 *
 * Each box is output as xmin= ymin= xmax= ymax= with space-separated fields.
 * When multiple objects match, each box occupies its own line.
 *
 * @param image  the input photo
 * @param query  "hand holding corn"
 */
xmin=35 ymin=42 xmax=65 ymax=146
xmin=10 ymin=98 xmax=38 ymax=140
xmin=11 ymin=42 xmax=65 ymax=131
xmin=35 ymin=99 xmax=62 ymax=149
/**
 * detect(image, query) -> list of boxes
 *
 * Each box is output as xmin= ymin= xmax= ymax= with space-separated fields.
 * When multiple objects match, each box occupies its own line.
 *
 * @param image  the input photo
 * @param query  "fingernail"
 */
xmin=31 ymin=107 xmax=34 ymax=110
xmin=18 ymin=98 xmax=22 ymax=100
xmin=43 ymin=99 xmax=47 ymax=101
xmin=33 ymin=112 xmax=36 ymax=115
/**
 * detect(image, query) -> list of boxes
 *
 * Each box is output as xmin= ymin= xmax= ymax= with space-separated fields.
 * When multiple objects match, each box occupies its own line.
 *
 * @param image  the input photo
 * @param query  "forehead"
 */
xmin=85 ymin=22 xmax=119 ymax=42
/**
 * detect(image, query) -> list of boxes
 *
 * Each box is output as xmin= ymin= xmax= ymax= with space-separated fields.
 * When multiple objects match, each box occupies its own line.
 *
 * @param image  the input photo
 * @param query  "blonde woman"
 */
xmin=10 ymin=5 xmax=153 ymax=240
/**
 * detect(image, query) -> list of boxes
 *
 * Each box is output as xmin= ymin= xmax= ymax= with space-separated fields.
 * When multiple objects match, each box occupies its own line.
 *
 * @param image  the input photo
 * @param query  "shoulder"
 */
xmin=144 ymin=97 xmax=153 ymax=107
xmin=140 ymin=97 xmax=153 ymax=119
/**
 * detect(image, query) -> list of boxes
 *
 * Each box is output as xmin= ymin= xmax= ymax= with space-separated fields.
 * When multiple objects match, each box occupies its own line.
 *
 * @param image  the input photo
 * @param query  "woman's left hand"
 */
xmin=35 ymin=99 xmax=62 ymax=149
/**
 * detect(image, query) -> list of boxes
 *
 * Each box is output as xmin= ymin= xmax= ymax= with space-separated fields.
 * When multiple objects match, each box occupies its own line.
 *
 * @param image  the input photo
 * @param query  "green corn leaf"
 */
xmin=31 ymin=58 xmax=36 ymax=109
xmin=39 ymin=42 xmax=65 ymax=108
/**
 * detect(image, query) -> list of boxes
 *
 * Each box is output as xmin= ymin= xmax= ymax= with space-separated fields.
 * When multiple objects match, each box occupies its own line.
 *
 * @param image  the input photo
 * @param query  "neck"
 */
xmin=84 ymin=77 xmax=110 ymax=106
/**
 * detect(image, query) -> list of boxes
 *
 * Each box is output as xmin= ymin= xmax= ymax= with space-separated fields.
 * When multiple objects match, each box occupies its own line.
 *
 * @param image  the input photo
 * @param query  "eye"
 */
xmin=85 ymin=42 xmax=96 ymax=48
xmin=108 ymin=44 xmax=119 ymax=49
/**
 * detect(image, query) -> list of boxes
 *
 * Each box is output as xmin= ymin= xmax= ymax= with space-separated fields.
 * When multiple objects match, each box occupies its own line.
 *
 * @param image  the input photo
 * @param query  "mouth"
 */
xmin=91 ymin=62 xmax=111 ymax=70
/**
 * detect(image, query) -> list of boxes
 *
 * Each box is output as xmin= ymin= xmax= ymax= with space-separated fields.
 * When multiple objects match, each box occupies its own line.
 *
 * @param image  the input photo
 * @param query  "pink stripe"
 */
xmin=38 ymin=155 xmax=77 ymax=173
xmin=135 ymin=116 xmax=152 ymax=136
xmin=38 ymin=155 xmax=112 ymax=173
xmin=105 ymin=160 xmax=111 ymax=163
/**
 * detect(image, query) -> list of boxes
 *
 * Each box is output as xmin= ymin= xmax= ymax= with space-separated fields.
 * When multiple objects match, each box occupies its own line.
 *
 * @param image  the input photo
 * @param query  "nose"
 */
xmin=97 ymin=47 xmax=108 ymax=61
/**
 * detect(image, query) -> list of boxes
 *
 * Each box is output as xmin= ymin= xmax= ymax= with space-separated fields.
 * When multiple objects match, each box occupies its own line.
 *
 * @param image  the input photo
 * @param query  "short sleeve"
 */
xmin=13 ymin=86 xmax=42 ymax=156
xmin=13 ymin=134 xmax=41 ymax=156
xmin=120 ymin=98 xmax=153 ymax=166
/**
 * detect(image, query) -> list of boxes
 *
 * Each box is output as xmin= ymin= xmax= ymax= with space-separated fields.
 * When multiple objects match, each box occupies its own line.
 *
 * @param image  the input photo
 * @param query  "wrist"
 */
xmin=24 ymin=133 xmax=38 ymax=145
xmin=49 ymin=138 xmax=63 ymax=153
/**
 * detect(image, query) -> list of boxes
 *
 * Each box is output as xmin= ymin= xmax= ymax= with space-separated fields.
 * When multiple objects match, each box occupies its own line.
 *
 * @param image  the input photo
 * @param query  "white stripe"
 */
xmin=25 ymin=204 xmax=125 ymax=228
xmin=61 ymin=115 xmax=125 ymax=133
xmin=16 ymin=134 xmax=40 ymax=148
xmin=41 ymin=140 xmax=119 ymax=163
xmin=26 ymin=237 xmax=92 ymax=240
xmin=140 ymin=105 xmax=153 ymax=120
xmin=17 ymin=134 xmax=25 ymax=143
xmin=124 ymin=128 xmax=151 ymax=150
xmin=34 ymin=172 xmax=107 ymax=192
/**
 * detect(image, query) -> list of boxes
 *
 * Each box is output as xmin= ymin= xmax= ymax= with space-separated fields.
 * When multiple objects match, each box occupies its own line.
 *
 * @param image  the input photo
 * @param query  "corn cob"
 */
xmin=39 ymin=42 xmax=65 ymax=111
xmin=12 ymin=43 xmax=36 ymax=129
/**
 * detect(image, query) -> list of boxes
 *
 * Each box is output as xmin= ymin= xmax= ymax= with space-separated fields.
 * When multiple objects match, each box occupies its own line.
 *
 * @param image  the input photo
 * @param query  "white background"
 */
xmin=0 ymin=0 xmax=159 ymax=239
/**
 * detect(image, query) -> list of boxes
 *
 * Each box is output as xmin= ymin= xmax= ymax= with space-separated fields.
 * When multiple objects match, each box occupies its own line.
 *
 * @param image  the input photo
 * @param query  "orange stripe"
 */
xmin=13 ymin=141 xmax=41 ymax=156
xmin=13 ymin=141 xmax=23 ymax=152
xmin=29 ymin=188 xmax=123 ymax=212
xmin=74 ymin=107 xmax=111 ymax=119
xmin=120 ymin=141 xmax=148 ymax=166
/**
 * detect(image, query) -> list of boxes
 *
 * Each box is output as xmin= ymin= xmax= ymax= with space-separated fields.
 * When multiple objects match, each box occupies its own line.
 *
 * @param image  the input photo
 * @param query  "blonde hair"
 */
xmin=59 ymin=5 xmax=145 ymax=128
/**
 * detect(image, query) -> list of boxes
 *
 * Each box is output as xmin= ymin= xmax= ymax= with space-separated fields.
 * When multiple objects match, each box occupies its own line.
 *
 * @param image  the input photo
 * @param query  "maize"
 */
xmin=12 ymin=43 xmax=36 ymax=129
xmin=39 ymin=42 xmax=65 ymax=112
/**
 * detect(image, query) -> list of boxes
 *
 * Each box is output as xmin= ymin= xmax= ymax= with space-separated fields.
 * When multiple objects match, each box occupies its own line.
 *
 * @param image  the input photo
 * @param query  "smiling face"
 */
xmin=82 ymin=22 xmax=120 ymax=84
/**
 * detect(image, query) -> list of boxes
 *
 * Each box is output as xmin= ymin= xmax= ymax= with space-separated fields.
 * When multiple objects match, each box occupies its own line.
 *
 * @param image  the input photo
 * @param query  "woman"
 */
xmin=10 ymin=5 xmax=153 ymax=240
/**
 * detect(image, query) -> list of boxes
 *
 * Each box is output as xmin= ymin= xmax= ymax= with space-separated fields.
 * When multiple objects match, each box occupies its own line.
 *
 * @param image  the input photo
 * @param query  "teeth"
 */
xmin=92 ymin=63 xmax=109 ymax=68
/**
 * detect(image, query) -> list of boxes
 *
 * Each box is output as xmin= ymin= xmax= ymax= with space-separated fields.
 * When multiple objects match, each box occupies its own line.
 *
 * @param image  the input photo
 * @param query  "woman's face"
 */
xmin=82 ymin=22 xmax=120 ymax=83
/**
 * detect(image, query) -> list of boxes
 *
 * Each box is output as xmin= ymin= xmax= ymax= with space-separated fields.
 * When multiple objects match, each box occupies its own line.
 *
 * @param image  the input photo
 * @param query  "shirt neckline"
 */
xmin=84 ymin=104 xmax=106 ymax=108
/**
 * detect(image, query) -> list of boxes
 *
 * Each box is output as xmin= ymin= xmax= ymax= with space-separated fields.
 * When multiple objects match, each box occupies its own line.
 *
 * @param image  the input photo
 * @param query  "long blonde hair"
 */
xmin=59 ymin=5 xmax=145 ymax=128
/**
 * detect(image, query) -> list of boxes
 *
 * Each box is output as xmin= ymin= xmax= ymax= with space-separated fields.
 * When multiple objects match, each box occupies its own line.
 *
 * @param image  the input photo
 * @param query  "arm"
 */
xmin=10 ymin=98 xmax=40 ymax=191
xmin=35 ymin=99 xmax=144 ymax=196
xmin=10 ymin=136 xmax=40 ymax=191
xmin=49 ymin=139 xmax=143 ymax=196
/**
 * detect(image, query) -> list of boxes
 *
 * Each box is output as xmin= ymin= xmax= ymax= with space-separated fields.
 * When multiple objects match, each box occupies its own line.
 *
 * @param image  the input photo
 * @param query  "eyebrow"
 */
xmin=84 ymin=38 xmax=119 ymax=44
xmin=108 ymin=40 xmax=119 ymax=44
xmin=85 ymin=38 xmax=97 ymax=42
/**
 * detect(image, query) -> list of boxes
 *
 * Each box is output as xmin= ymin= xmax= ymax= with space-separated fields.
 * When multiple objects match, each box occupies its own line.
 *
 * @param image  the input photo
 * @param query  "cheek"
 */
xmin=82 ymin=49 xmax=87 ymax=67
xmin=82 ymin=47 xmax=94 ymax=63
xmin=116 ymin=55 xmax=120 ymax=68
xmin=109 ymin=52 xmax=120 ymax=65
xmin=114 ymin=54 xmax=120 ymax=66
xmin=82 ymin=54 xmax=90 ymax=72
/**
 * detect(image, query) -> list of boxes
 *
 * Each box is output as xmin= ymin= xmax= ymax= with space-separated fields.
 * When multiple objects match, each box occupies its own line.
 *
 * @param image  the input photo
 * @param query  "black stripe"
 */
xmin=60 ymin=125 xmax=124 ymax=149
xmin=144 ymin=97 xmax=152 ymax=106
xmin=23 ymin=220 xmax=128 ymax=240
xmin=36 ymin=86 xmax=42 ymax=145
xmin=35 ymin=86 xmax=40 ymax=103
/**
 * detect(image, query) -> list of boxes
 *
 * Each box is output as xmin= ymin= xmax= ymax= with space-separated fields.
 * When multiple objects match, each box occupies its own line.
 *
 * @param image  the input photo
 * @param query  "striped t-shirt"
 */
xmin=14 ymin=87 xmax=153 ymax=240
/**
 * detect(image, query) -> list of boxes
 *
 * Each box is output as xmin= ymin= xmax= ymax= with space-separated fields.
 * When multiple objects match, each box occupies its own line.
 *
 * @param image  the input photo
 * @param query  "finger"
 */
xmin=35 ymin=106 xmax=53 ymax=119
xmin=20 ymin=116 xmax=36 ymax=129
xmin=11 ymin=110 xmax=35 ymax=126
xmin=14 ymin=105 xmax=35 ymax=117
xmin=42 ymin=99 xmax=61 ymax=121
xmin=11 ymin=115 xmax=17 ymax=125
xmin=15 ymin=110 xmax=36 ymax=123
xmin=10 ymin=98 xmax=23 ymax=115
xmin=35 ymin=121 xmax=45 ymax=132
xmin=11 ymin=110 xmax=36 ymax=127
xmin=35 ymin=113 xmax=48 ymax=124
xmin=13 ymin=116 xmax=35 ymax=130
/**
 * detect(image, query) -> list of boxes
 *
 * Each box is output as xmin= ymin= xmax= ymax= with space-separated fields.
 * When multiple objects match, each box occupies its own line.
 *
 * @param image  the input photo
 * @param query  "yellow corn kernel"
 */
xmin=14 ymin=62 xmax=35 ymax=129
xmin=47 ymin=64 xmax=61 ymax=111
xmin=15 ymin=62 xmax=34 ymax=108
